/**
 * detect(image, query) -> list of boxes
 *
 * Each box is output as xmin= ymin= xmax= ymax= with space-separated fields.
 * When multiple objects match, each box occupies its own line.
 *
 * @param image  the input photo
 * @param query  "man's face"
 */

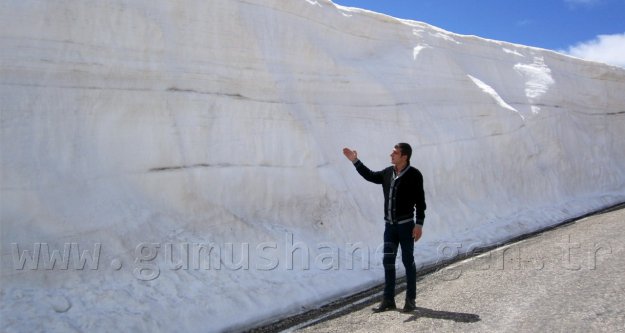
xmin=390 ymin=148 xmax=406 ymax=165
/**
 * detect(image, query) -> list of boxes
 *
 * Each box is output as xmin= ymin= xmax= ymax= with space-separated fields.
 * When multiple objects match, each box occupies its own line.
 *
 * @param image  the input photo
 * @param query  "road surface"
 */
xmin=292 ymin=206 xmax=625 ymax=333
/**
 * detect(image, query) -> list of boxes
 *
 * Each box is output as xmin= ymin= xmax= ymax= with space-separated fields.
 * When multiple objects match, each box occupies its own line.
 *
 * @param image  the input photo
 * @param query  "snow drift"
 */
xmin=1 ymin=0 xmax=624 ymax=331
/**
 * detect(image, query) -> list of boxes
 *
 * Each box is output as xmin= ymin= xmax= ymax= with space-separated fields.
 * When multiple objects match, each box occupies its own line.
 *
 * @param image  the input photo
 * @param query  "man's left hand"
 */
xmin=412 ymin=225 xmax=422 ymax=242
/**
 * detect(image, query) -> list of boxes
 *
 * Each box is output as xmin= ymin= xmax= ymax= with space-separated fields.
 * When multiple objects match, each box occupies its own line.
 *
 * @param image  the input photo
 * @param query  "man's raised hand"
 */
xmin=342 ymin=147 xmax=358 ymax=162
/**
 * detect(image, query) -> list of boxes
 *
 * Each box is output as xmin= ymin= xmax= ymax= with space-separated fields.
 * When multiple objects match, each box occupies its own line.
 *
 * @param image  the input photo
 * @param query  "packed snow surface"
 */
xmin=1 ymin=0 xmax=625 ymax=331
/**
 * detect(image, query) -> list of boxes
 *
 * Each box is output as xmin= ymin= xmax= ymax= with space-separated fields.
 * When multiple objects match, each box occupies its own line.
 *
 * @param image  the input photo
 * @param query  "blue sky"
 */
xmin=333 ymin=0 xmax=625 ymax=67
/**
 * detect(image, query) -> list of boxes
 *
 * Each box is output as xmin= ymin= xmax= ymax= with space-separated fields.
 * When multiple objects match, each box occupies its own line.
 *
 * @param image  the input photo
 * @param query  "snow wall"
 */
xmin=1 ymin=0 xmax=625 ymax=331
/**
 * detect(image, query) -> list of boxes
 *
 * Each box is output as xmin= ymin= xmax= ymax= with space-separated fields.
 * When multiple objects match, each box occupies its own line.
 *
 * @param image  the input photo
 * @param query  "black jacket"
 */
xmin=353 ymin=160 xmax=426 ymax=225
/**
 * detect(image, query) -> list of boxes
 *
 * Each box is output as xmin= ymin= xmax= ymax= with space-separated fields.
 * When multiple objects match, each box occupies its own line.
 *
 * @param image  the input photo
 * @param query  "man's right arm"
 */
xmin=353 ymin=159 xmax=384 ymax=184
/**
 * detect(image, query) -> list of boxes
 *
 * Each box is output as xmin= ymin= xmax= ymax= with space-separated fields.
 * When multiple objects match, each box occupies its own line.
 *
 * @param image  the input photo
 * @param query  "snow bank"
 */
xmin=1 ymin=0 xmax=624 ymax=331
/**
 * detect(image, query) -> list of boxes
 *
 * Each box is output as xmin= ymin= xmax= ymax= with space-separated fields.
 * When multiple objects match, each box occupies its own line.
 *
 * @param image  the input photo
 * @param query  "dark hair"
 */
xmin=395 ymin=143 xmax=412 ymax=162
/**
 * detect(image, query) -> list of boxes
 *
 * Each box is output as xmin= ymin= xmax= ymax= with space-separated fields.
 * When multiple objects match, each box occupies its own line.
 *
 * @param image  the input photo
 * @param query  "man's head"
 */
xmin=390 ymin=142 xmax=412 ymax=166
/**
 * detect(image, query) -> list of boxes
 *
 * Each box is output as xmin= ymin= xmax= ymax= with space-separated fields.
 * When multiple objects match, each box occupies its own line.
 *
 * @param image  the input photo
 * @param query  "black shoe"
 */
xmin=373 ymin=299 xmax=396 ymax=312
xmin=403 ymin=299 xmax=416 ymax=312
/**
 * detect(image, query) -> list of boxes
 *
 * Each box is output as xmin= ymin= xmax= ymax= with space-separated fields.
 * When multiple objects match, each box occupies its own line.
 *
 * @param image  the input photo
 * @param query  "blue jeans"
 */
xmin=383 ymin=222 xmax=417 ymax=301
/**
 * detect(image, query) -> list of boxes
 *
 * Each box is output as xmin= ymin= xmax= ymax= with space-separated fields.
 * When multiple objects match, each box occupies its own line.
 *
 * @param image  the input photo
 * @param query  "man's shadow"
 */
xmin=403 ymin=306 xmax=480 ymax=323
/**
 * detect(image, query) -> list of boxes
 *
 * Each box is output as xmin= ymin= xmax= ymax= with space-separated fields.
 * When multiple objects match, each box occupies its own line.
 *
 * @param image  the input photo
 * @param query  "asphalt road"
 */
xmin=292 ymin=206 xmax=625 ymax=333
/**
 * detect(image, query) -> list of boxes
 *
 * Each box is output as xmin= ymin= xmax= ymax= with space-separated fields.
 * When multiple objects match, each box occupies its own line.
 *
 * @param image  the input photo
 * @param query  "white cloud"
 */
xmin=562 ymin=33 xmax=625 ymax=68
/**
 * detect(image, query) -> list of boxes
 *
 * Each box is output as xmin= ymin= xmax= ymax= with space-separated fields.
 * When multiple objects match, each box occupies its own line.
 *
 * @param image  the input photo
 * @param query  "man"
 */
xmin=343 ymin=143 xmax=426 ymax=312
